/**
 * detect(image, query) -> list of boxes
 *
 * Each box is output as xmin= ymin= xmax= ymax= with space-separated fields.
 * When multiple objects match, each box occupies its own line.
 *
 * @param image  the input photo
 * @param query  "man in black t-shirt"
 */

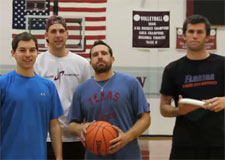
xmin=160 ymin=15 xmax=225 ymax=160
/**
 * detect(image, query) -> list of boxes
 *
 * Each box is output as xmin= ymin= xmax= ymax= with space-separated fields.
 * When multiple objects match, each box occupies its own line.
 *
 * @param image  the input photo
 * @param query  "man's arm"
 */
xmin=160 ymin=94 xmax=203 ymax=117
xmin=68 ymin=121 xmax=90 ymax=146
xmin=160 ymin=94 xmax=179 ymax=117
xmin=68 ymin=122 xmax=83 ymax=137
xmin=109 ymin=112 xmax=150 ymax=154
xmin=122 ymin=112 xmax=150 ymax=142
xmin=49 ymin=118 xmax=63 ymax=160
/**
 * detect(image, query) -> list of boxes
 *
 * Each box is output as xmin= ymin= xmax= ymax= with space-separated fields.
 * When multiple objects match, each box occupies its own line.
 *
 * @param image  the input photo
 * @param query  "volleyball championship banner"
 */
xmin=133 ymin=11 xmax=170 ymax=48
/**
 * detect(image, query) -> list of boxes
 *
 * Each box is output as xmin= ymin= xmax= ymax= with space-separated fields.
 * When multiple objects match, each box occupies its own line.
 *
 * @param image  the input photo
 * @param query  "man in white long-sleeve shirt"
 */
xmin=34 ymin=15 xmax=91 ymax=159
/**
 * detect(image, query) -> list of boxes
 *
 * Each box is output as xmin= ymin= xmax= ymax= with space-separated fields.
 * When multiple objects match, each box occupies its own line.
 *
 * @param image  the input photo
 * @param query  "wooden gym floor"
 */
xmin=139 ymin=136 xmax=172 ymax=160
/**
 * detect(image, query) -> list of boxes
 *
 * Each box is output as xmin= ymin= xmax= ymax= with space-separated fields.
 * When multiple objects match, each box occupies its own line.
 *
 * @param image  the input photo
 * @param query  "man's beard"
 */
xmin=93 ymin=62 xmax=112 ymax=74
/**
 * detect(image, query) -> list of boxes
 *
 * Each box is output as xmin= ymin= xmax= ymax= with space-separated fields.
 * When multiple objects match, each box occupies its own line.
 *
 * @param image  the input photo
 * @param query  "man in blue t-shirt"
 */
xmin=0 ymin=32 xmax=64 ymax=159
xmin=67 ymin=40 xmax=151 ymax=159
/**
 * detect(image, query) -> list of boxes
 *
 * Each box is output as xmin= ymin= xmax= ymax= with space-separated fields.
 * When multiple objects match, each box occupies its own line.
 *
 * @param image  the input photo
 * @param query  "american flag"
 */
xmin=12 ymin=0 xmax=107 ymax=58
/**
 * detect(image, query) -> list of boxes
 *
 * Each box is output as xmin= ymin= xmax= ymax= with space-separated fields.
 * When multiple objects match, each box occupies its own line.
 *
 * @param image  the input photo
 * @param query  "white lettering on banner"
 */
xmin=138 ymin=36 xmax=152 ymax=40
xmin=148 ymin=22 xmax=156 ymax=26
xmin=154 ymin=26 xmax=169 ymax=30
xmin=146 ymin=41 xmax=154 ymax=44
xmin=141 ymin=16 xmax=163 ymax=21
xmin=141 ymin=27 xmax=154 ymax=30
xmin=153 ymin=36 xmax=166 ymax=40
xmin=147 ymin=31 xmax=164 ymax=35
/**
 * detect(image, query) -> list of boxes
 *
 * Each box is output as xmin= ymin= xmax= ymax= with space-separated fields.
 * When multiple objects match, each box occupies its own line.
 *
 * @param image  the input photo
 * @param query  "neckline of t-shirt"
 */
xmin=47 ymin=51 xmax=71 ymax=60
xmin=14 ymin=70 xmax=36 ymax=79
xmin=185 ymin=53 xmax=212 ymax=62
xmin=92 ymin=72 xmax=116 ymax=84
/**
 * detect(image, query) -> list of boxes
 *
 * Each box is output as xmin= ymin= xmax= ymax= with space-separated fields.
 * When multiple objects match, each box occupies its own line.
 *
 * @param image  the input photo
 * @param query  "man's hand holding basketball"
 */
xmin=80 ymin=122 xmax=91 ymax=147
xmin=108 ymin=126 xmax=128 ymax=154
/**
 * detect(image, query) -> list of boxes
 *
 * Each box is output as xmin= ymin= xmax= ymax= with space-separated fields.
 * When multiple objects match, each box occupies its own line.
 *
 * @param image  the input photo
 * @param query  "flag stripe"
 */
xmin=56 ymin=2 xmax=107 ymax=8
xmin=50 ymin=0 xmax=107 ymax=3
xmin=85 ymin=17 xmax=106 ymax=21
xmin=67 ymin=17 xmax=106 ymax=22
xmin=56 ymin=12 xmax=106 ymax=17
xmin=38 ymin=44 xmax=93 ymax=49
xmin=78 ymin=54 xmax=89 ymax=58
xmin=12 ymin=28 xmax=106 ymax=36
xmin=12 ymin=34 xmax=105 ymax=40
xmin=85 ymin=26 xmax=106 ymax=30
xmin=50 ymin=7 xmax=106 ymax=12
xmin=67 ymin=26 xmax=106 ymax=31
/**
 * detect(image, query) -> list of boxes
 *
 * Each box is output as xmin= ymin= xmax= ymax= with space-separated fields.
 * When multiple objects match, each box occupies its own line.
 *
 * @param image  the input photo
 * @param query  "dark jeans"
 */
xmin=47 ymin=141 xmax=85 ymax=160
xmin=170 ymin=146 xmax=224 ymax=160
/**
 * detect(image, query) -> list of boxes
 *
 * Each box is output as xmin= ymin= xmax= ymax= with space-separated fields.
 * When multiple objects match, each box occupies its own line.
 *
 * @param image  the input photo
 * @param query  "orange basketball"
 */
xmin=85 ymin=121 xmax=118 ymax=155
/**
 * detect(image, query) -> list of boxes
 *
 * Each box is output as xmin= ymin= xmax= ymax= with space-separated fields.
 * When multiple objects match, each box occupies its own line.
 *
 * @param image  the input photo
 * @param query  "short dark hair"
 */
xmin=12 ymin=32 xmax=38 ymax=51
xmin=46 ymin=15 xmax=67 ymax=32
xmin=89 ymin=40 xmax=113 ymax=58
xmin=183 ymin=14 xmax=211 ymax=36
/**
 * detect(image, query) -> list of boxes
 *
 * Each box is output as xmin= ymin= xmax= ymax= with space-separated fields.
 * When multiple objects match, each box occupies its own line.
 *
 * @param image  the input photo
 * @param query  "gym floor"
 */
xmin=139 ymin=136 xmax=172 ymax=160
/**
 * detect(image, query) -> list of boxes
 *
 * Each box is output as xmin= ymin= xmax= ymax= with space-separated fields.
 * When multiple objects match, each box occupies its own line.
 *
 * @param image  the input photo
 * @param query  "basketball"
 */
xmin=85 ymin=121 xmax=118 ymax=155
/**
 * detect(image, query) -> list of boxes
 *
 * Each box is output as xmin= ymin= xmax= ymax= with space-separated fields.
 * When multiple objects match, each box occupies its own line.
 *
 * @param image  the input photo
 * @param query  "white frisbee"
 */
xmin=179 ymin=98 xmax=205 ymax=107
